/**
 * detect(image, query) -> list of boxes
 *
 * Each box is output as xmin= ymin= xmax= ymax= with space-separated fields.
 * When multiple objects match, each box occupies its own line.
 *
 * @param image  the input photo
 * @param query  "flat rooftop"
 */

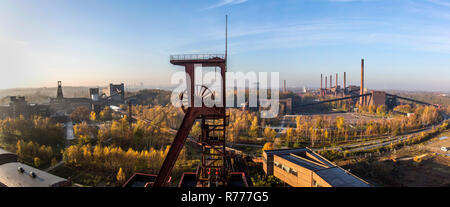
xmin=315 ymin=167 xmax=370 ymax=187
xmin=170 ymin=54 xmax=225 ymax=61
xmin=169 ymin=54 xmax=226 ymax=65
xmin=278 ymin=154 xmax=326 ymax=171
xmin=0 ymin=162 xmax=69 ymax=187
xmin=265 ymin=148 xmax=370 ymax=187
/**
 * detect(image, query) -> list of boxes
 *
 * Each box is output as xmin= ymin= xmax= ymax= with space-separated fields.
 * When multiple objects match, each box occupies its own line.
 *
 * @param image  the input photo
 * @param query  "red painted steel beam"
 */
xmin=154 ymin=107 xmax=199 ymax=187
xmin=153 ymin=107 xmax=224 ymax=187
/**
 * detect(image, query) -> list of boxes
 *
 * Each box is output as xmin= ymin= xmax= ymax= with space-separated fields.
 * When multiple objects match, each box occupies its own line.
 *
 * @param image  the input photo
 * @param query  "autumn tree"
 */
xmin=34 ymin=157 xmax=41 ymax=167
xmin=51 ymin=158 xmax=58 ymax=167
xmin=116 ymin=167 xmax=126 ymax=184
xmin=16 ymin=140 xmax=54 ymax=166
xmin=285 ymin=128 xmax=294 ymax=143
xmin=99 ymin=106 xmax=113 ymax=121
xmin=295 ymin=116 xmax=302 ymax=137
xmin=263 ymin=127 xmax=276 ymax=140
xmin=70 ymin=107 xmax=91 ymax=123
xmin=262 ymin=142 xmax=274 ymax=152
xmin=74 ymin=122 xmax=91 ymax=138
xmin=394 ymin=105 xmax=412 ymax=113
xmin=90 ymin=111 xmax=97 ymax=121
xmin=376 ymin=105 xmax=387 ymax=116
xmin=0 ymin=116 xmax=64 ymax=148
xmin=368 ymin=105 xmax=376 ymax=114
xmin=190 ymin=121 xmax=201 ymax=137
xmin=249 ymin=117 xmax=259 ymax=138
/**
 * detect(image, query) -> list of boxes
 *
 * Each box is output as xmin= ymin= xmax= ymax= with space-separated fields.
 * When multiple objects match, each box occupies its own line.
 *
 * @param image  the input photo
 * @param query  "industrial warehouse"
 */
xmin=0 ymin=81 xmax=125 ymax=119
xmin=263 ymin=148 xmax=370 ymax=187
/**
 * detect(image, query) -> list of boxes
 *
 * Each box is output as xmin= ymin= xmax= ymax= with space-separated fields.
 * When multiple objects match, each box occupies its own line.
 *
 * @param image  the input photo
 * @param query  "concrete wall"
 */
xmin=369 ymin=91 xmax=387 ymax=106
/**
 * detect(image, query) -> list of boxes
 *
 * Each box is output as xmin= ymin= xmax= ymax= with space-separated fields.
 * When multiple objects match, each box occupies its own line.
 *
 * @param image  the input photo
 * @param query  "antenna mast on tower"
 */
xmin=225 ymin=15 xmax=228 ymax=66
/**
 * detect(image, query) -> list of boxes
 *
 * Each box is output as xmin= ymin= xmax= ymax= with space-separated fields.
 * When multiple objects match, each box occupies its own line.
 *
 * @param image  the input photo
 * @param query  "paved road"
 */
xmin=44 ymin=160 xmax=65 ymax=172
xmin=65 ymin=121 xmax=75 ymax=141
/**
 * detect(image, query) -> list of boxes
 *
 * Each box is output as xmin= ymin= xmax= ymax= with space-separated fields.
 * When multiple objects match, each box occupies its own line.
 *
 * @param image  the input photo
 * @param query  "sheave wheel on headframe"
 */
xmin=179 ymin=85 xmax=215 ymax=113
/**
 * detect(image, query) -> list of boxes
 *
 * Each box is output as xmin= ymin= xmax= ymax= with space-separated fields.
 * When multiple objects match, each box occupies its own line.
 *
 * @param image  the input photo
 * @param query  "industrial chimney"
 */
xmin=320 ymin=74 xmax=323 ymax=96
xmin=343 ymin=72 xmax=346 ymax=95
xmin=360 ymin=59 xmax=365 ymax=105
xmin=335 ymin=73 xmax=338 ymax=88
xmin=344 ymin=72 xmax=346 ymax=89
xmin=325 ymin=76 xmax=328 ymax=90
xmin=330 ymin=75 xmax=332 ymax=90
xmin=320 ymin=74 xmax=323 ymax=90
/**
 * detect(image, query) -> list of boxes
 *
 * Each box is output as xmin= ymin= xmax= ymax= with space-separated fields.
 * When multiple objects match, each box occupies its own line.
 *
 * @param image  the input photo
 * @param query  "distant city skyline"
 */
xmin=1 ymin=0 xmax=450 ymax=91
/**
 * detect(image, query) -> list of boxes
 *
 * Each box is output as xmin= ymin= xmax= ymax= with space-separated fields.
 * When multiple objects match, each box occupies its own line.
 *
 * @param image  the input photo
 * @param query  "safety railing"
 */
xmin=170 ymin=54 xmax=225 ymax=61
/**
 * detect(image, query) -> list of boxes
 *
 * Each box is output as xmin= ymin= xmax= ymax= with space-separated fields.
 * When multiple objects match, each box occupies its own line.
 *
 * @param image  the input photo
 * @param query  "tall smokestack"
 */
xmin=325 ymin=76 xmax=328 ymax=89
xmin=336 ymin=73 xmax=338 ymax=88
xmin=320 ymin=74 xmax=323 ymax=90
xmin=330 ymin=75 xmax=332 ymax=89
xmin=344 ymin=72 xmax=346 ymax=89
xmin=284 ymin=80 xmax=286 ymax=92
xmin=360 ymin=59 xmax=364 ymax=105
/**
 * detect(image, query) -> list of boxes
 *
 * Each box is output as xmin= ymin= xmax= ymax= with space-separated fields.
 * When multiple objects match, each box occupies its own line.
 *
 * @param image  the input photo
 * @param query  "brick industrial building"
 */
xmin=263 ymin=148 xmax=370 ymax=187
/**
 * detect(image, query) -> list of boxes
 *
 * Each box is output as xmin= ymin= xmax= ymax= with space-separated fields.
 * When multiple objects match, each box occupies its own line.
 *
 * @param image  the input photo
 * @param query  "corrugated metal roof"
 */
xmin=315 ymin=167 xmax=370 ymax=187
xmin=266 ymin=147 xmax=370 ymax=187
xmin=264 ymin=148 xmax=307 ymax=155
xmin=0 ymin=162 xmax=68 ymax=187
xmin=278 ymin=154 xmax=325 ymax=171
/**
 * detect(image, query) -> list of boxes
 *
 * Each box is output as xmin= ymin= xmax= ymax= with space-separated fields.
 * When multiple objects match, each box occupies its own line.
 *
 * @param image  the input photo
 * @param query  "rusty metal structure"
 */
xmin=56 ymin=81 xmax=64 ymax=99
xmin=153 ymin=54 xmax=228 ymax=187
xmin=310 ymin=59 xmax=438 ymax=110
xmin=153 ymin=16 xmax=236 ymax=187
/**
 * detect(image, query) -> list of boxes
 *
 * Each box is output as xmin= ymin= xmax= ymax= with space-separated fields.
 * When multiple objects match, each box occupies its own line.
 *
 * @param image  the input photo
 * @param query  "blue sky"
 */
xmin=0 ymin=0 xmax=449 ymax=91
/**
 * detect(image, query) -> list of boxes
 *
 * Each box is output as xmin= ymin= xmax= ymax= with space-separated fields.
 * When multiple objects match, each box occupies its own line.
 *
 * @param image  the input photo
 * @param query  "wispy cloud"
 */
xmin=427 ymin=0 xmax=450 ymax=7
xmin=204 ymin=0 xmax=249 ymax=10
xmin=175 ymin=16 xmax=450 ymax=55
xmin=406 ymin=0 xmax=450 ymax=20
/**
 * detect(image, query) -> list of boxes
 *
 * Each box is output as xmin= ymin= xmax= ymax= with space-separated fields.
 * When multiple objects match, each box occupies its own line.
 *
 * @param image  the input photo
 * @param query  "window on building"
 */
xmin=312 ymin=179 xmax=321 ymax=187
xmin=289 ymin=169 xmax=298 ymax=176
xmin=274 ymin=161 xmax=282 ymax=169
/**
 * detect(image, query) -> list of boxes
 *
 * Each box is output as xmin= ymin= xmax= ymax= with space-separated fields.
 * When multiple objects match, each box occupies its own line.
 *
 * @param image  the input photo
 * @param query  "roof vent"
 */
xmin=17 ymin=167 xmax=24 ymax=173
xmin=29 ymin=171 xmax=36 ymax=178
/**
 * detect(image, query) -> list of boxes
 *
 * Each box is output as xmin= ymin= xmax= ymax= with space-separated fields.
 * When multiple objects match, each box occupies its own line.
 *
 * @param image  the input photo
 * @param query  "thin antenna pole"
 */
xmin=225 ymin=15 xmax=228 ymax=62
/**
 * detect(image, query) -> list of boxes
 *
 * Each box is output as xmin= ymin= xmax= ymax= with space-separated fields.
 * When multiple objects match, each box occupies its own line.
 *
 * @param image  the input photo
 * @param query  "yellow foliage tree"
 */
xmin=249 ymin=116 xmax=259 ymax=138
xmin=34 ymin=157 xmax=41 ymax=167
xmin=286 ymin=128 xmax=294 ymax=142
xmin=90 ymin=111 xmax=96 ymax=121
xmin=116 ymin=167 xmax=126 ymax=184
xmin=264 ymin=127 xmax=276 ymax=140
xmin=262 ymin=142 xmax=274 ymax=152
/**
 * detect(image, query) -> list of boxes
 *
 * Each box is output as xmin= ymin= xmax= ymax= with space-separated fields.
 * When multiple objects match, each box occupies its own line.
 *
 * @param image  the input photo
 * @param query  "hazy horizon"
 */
xmin=1 ymin=0 xmax=450 ymax=91
xmin=0 ymin=83 xmax=449 ymax=94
